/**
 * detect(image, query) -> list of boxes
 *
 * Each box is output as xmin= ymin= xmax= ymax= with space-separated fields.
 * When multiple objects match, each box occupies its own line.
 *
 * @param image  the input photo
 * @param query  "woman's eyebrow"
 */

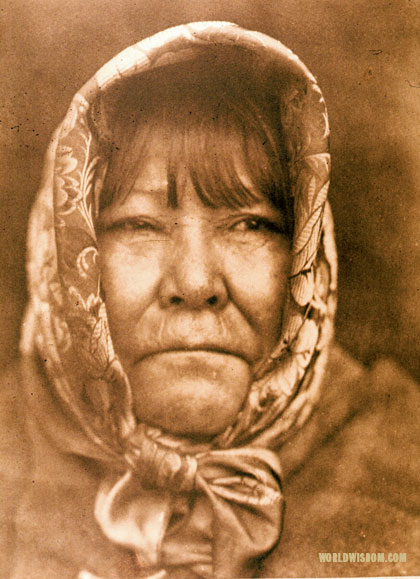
xmin=123 ymin=185 xmax=171 ymax=208
xmin=129 ymin=183 xmax=169 ymax=196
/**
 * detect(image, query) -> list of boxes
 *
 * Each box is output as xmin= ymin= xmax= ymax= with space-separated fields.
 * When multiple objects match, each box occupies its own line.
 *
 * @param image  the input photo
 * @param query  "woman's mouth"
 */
xmin=136 ymin=349 xmax=249 ymax=380
xmin=136 ymin=347 xmax=249 ymax=365
xmin=128 ymin=350 xmax=253 ymax=436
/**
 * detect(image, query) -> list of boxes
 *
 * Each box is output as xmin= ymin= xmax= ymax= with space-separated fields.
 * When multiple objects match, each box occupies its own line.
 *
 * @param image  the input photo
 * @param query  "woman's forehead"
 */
xmin=123 ymin=155 xmax=260 ymax=212
xmin=106 ymin=122 xmax=262 ymax=208
xmin=130 ymin=131 xmax=254 ymax=190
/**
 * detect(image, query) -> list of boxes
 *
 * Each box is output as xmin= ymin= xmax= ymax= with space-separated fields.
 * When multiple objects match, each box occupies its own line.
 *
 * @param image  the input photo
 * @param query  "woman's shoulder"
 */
xmin=265 ymin=344 xmax=420 ymax=577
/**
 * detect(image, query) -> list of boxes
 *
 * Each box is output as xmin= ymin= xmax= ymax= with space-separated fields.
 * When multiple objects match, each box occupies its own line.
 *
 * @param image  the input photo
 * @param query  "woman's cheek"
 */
xmin=99 ymin=241 xmax=163 ymax=329
xmin=221 ymin=239 xmax=291 ymax=345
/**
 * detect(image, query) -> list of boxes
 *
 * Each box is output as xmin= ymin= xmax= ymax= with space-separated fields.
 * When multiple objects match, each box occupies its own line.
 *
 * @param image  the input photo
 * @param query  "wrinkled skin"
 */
xmin=98 ymin=140 xmax=291 ymax=437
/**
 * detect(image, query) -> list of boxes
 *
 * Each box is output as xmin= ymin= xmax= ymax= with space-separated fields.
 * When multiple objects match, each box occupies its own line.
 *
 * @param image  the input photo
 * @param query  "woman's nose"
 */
xmin=159 ymin=222 xmax=228 ymax=310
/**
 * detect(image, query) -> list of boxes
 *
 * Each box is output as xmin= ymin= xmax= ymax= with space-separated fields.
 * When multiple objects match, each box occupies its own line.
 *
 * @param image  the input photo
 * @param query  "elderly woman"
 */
xmin=1 ymin=21 xmax=419 ymax=579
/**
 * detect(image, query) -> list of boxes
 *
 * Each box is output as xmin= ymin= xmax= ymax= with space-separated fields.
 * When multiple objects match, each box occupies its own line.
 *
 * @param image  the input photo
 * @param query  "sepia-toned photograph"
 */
xmin=1 ymin=2 xmax=419 ymax=578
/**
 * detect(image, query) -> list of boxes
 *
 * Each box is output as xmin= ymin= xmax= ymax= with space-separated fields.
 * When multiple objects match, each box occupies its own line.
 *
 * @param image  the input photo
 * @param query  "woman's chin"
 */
xmin=129 ymin=350 xmax=252 ymax=438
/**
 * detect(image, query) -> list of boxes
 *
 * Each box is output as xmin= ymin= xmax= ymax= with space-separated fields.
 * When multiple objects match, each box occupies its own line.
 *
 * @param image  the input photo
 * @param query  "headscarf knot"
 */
xmin=124 ymin=426 xmax=198 ymax=493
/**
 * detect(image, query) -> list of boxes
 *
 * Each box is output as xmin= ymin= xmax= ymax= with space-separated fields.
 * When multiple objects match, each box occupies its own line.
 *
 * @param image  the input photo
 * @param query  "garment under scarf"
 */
xmin=21 ymin=21 xmax=337 ymax=579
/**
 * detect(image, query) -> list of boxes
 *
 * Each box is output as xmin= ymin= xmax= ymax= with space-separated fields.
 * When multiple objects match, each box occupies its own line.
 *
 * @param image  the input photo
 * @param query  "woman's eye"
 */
xmin=118 ymin=220 xmax=156 ymax=232
xmin=97 ymin=217 xmax=164 ymax=238
xmin=230 ymin=217 xmax=284 ymax=235
xmin=110 ymin=218 xmax=160 ymax=233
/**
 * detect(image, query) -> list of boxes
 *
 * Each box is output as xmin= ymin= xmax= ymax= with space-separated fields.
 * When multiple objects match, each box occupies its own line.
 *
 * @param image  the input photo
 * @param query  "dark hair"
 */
xmin=92 ymin=46 xmax=294 ymax=238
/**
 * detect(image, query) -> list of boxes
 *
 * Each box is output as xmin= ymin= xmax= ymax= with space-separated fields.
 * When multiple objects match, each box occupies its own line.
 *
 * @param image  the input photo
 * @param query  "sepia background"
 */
xmin=1 ymin=0 xmax=419 ymax=379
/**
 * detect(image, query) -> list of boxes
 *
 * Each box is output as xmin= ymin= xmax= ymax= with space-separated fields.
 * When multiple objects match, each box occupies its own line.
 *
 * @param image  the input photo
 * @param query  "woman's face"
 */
xmin=97 ymin=136 xmax=292 ymax=438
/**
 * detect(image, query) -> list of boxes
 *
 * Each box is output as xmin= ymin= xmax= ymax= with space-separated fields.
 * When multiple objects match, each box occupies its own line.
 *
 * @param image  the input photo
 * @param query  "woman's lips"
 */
xmin=136 ymin=349 xmax=247 ymax=373
xmin=117 ymin=308 xmax=264 ymax=366
xmin=136 ymin=347 xmax=250 ymax=365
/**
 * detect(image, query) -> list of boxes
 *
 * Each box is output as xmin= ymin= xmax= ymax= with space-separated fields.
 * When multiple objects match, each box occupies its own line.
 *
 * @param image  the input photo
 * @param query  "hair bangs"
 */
xmin=98 ymin=114 xmax=157 ymax=212
xmin=183 ymin=113 xmax=263 ymax=210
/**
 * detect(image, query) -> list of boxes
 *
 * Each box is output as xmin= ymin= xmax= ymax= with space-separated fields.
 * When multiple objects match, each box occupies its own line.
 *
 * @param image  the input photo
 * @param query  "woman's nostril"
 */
xmin=166 ymin=294 xmax=221 ymax=307
xmin=170 ymin=296 xmax=183 ymax=305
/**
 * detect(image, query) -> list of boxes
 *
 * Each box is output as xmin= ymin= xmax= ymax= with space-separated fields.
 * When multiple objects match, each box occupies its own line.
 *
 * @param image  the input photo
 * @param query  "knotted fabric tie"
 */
xmin=94 ymin=427 xmax=284 ymax=578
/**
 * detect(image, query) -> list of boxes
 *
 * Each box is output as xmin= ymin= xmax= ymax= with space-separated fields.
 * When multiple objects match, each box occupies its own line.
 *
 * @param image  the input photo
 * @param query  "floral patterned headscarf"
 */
xmin=21 ymin=22 xmax=336 ymax=579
